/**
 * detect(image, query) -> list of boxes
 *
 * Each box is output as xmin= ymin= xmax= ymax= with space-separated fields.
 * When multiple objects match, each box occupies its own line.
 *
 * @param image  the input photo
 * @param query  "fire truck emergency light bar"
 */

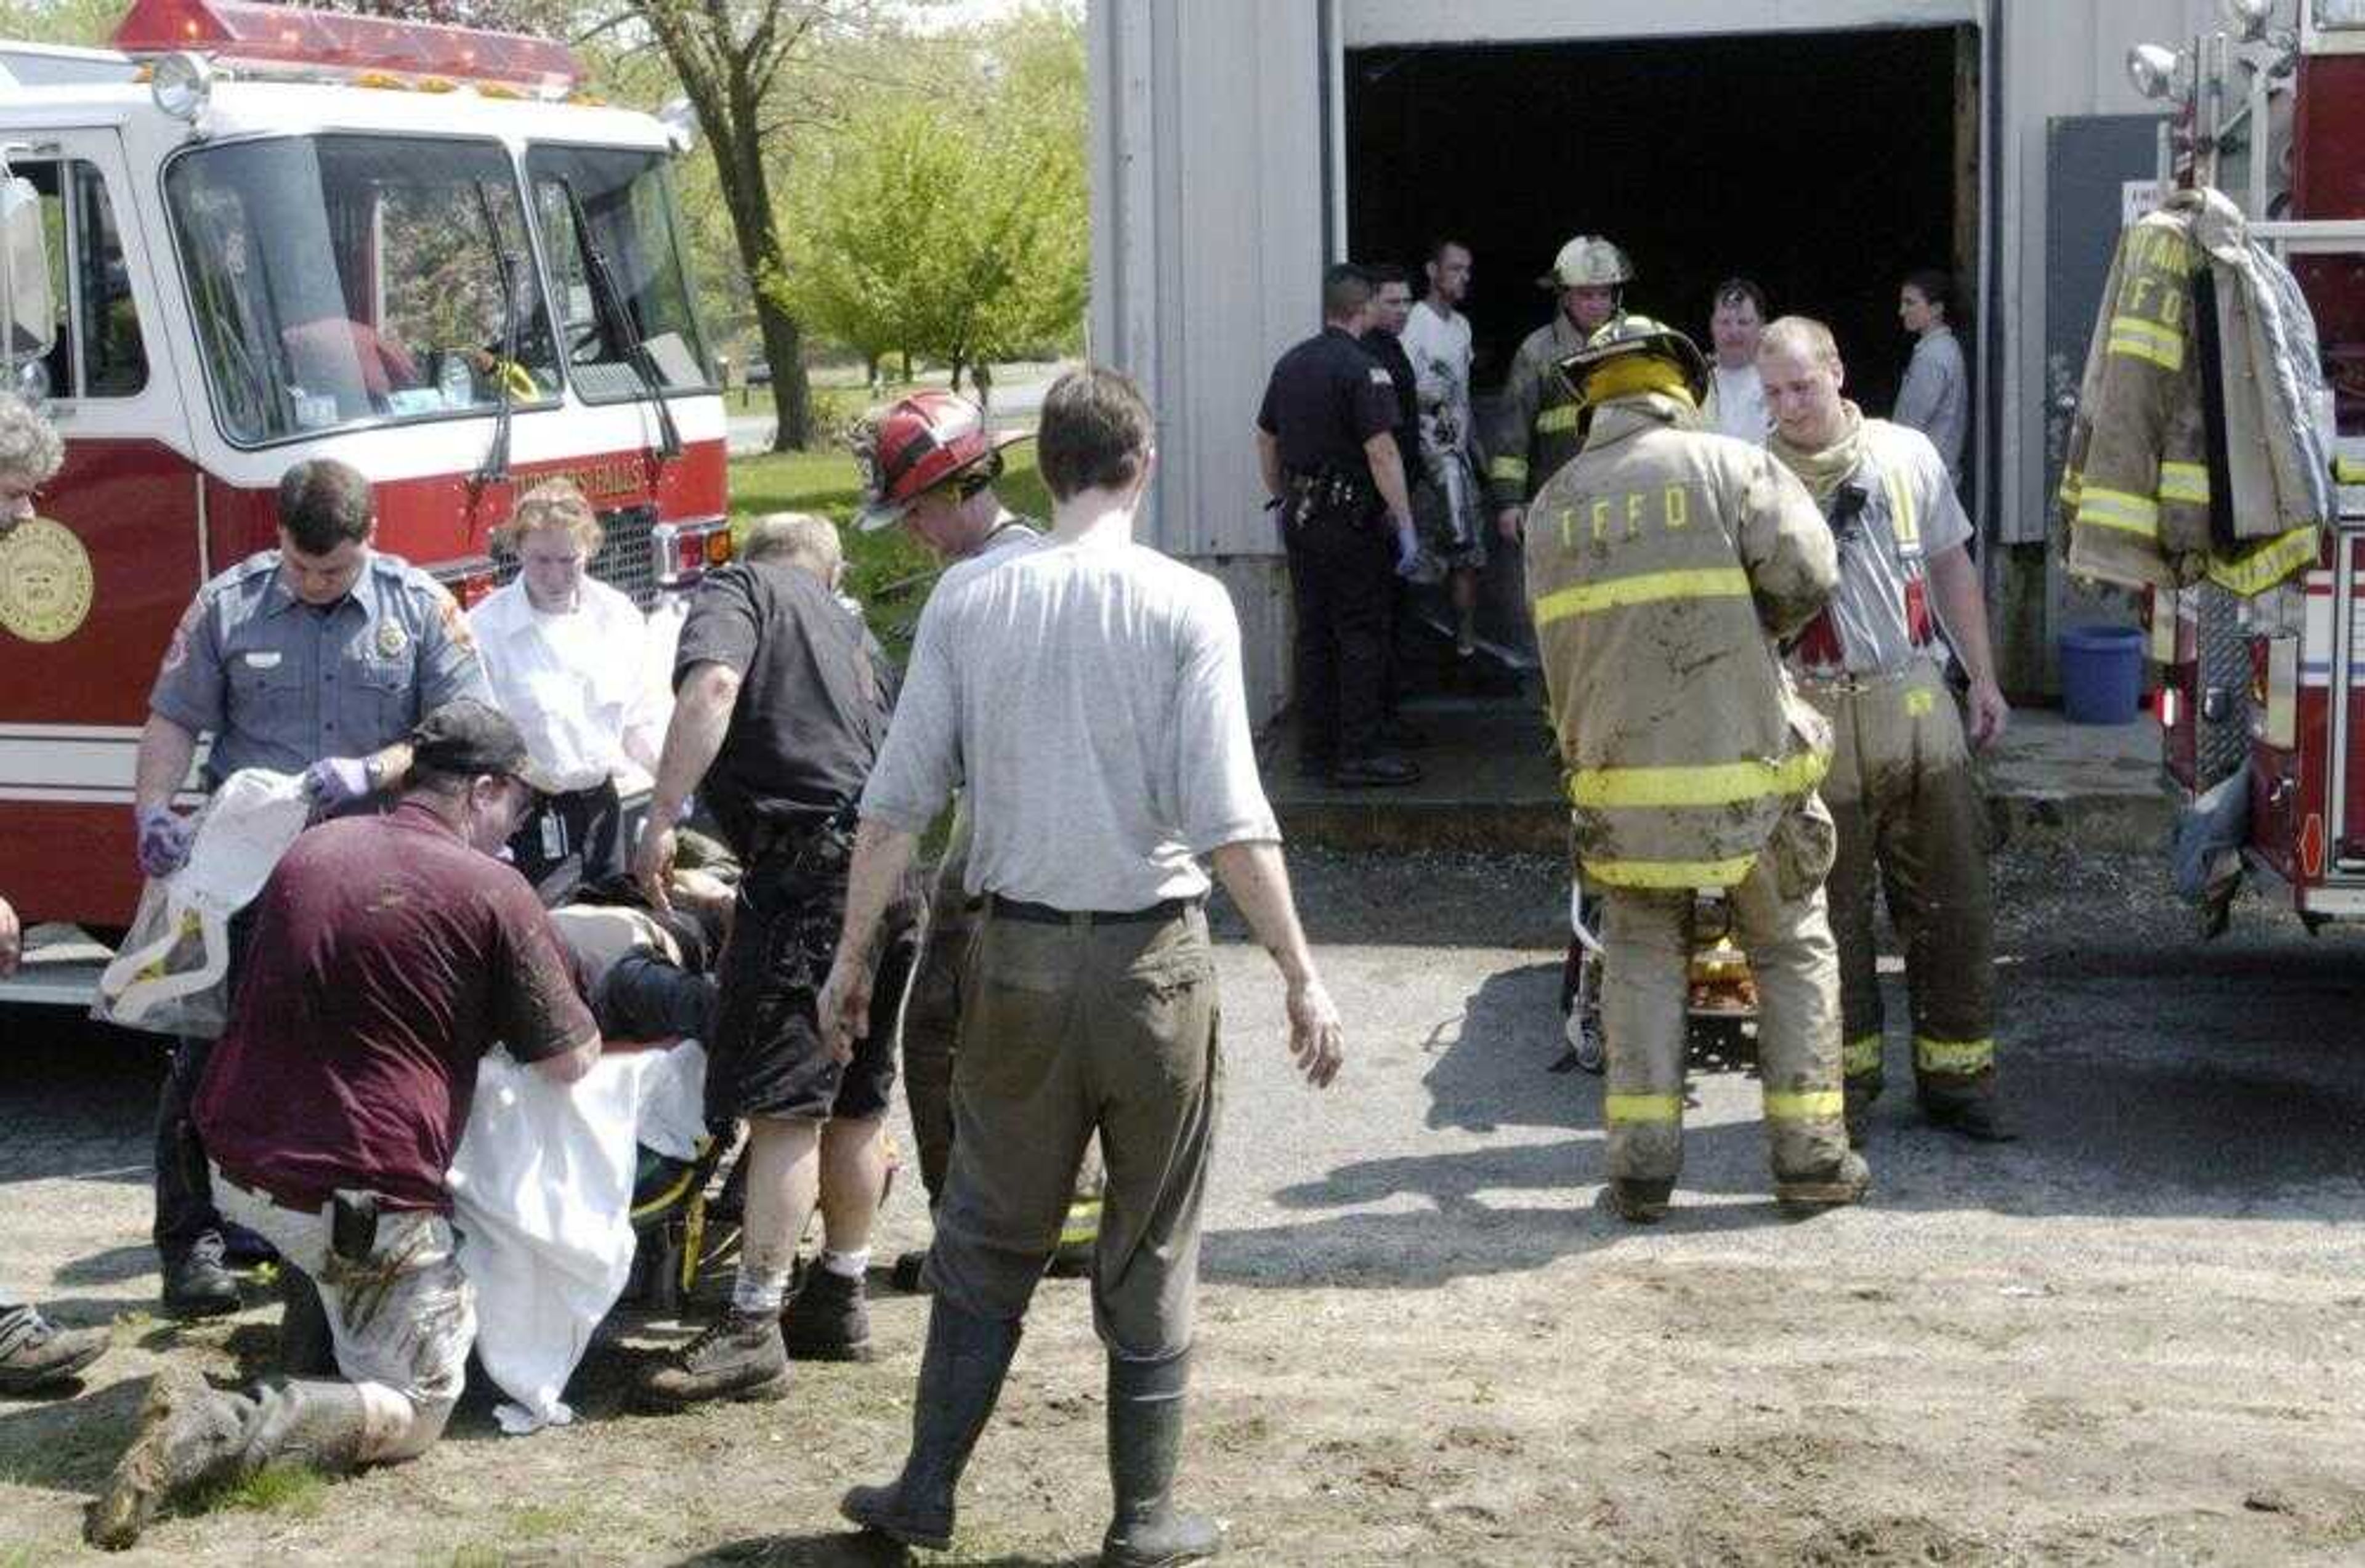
xmin=111 ymin=0 xmax=581 ymax=93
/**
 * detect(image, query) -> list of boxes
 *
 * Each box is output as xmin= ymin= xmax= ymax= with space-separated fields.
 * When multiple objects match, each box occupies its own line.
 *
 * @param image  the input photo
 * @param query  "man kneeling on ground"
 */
xmin=87 ymin=701 xmax=599 ymax=1551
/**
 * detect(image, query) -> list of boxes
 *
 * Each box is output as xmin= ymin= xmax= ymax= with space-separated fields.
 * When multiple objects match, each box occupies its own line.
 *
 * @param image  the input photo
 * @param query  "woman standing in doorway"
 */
xmin=1894 ymin=268 xmax=1968 ymax=486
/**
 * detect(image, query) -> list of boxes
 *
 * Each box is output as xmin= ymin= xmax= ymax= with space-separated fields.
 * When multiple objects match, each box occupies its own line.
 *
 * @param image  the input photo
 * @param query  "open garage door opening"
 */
xmin=1345 ymin=26 xmax=1981 ymax=693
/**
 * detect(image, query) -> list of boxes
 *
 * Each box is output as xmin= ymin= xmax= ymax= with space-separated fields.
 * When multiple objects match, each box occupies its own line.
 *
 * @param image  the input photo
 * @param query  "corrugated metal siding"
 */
xmin=1092 ymin=0 xmax=2251 ymax=708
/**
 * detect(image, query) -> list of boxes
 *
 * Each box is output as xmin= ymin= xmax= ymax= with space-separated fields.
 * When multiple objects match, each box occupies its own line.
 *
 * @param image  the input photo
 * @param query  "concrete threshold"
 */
xmin=1261 ymin=700 xmax=2175 ymax=856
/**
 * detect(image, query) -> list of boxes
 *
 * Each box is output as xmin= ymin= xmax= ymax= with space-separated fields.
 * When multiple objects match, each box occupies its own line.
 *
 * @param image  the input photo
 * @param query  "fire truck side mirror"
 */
xmin=0 ymin=173 xmax=58 ymax=376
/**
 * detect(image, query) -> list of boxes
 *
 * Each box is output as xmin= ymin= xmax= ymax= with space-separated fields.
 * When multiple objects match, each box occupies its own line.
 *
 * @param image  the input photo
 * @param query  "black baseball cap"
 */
xmin=408 ymin=700 xmax=558 ymax=792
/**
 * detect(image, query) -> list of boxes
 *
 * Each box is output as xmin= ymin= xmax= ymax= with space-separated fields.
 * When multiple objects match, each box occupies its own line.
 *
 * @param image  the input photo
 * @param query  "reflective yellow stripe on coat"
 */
xmin=2107 ymin=315 xmax=2185 ymax=371
xmin=1532 ymin=566 xmax=1750 ymax=627
xmin=1604 ymin=1093 xmax=1683 ymax=1123
xmin=1584 ymin=853 xmax=1758 ymax=890
xmin=1535 ymin=404 xmax=1581 ymax=435
xmin=1569 ymin=751 xmax=1828 ymax=810
xmin=2157 ymin=461 xmax=2209 ymax=505
xmin=2072 ymin=487 xmax=2160 ymax=538
xmin=1489 ymin=455 xmax=1529 ymax=486
xmin=2206 ymin=526 xmax=2320 ymax=597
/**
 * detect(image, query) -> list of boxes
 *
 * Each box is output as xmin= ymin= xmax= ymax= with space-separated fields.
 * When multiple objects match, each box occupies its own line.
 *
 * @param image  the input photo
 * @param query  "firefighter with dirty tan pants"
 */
xmin=1526 ymin=317 xmax=1868 ymax=1224
xmin=1758 ymin=315 xmax=2012 ymax=1145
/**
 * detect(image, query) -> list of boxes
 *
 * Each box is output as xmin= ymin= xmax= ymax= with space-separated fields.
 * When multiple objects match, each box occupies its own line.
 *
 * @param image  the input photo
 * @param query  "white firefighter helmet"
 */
xmin=1537 ymin=235 xmax=1635 ymax=291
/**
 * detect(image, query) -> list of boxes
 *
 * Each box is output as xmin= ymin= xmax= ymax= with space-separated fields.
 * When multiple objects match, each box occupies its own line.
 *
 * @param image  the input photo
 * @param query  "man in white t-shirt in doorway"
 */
xmin=1704 ymin=276 xmax=1773 ymax=442
xmin=1401 ymin=237 xmax=1489 ymax=656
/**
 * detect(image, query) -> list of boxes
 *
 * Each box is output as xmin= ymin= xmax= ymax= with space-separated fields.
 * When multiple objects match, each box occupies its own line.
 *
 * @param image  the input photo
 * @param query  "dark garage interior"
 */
xmin=1346 ymin=26 xmax=1975 ymax=416
xmin=1344 ymin=26 xmax=1978 ymax=687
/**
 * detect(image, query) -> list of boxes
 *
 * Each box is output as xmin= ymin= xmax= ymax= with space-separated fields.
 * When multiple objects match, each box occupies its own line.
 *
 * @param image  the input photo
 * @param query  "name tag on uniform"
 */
xmin=242 ymin=651 xmax=282 ymax=669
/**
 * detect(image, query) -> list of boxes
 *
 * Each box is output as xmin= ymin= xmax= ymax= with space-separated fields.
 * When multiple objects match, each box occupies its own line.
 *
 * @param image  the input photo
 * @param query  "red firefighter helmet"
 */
xmin=852 ymin=390 xmax=1031 ymax=532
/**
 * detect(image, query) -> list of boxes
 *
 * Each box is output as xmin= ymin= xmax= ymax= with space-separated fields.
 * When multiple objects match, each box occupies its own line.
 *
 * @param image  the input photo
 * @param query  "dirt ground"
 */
xmin=6 ymin=839 xmax=2365 ymax=1566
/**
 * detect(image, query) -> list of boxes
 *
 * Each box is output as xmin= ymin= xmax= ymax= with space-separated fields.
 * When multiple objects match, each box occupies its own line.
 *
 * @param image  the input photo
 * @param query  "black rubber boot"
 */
xmin=86 ymin=1372 xmax=371 ymax=1550
xmin=1923 ymin=1094 xmax=2016 ymax=1143
xmin=1102 ymin=1349 xmax=1221 ymax=1567
xmin=839 ymin=1299 xmax=1022 ymax=1551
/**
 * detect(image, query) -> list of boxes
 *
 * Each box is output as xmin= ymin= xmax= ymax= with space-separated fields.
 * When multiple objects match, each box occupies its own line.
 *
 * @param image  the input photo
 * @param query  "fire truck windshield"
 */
xmin=524 ymin=143 xmax=715 ymax=403
xmin=163 ymin=134 xmax=560 ymax=446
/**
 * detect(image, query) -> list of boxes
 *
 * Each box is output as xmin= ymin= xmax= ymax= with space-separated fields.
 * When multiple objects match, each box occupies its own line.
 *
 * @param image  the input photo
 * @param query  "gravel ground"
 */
xmin=4 ymin=841 xmax=2365 ymax=1565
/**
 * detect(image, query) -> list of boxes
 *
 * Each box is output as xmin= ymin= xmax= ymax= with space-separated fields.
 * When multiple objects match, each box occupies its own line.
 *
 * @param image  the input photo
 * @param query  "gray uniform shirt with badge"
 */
xmin=150 ymin=549 xmax=492 ymax=786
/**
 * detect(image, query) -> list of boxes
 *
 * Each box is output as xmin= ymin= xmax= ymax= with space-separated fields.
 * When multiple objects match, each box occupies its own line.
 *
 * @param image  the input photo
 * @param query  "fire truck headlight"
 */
xmin=2126 ymin=43 xmax=2181 ymax=101
xmin=658 ymin=97 xmax=700 ymax=156
xmin=152 ymin=52 xmax=214 ymax=124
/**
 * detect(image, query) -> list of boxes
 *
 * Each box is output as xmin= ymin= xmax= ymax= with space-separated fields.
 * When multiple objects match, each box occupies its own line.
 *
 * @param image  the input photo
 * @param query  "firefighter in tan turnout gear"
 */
xmin=1491 ymin=236 xmax=1634 ymax=540
xmin=1526 ymin=316 xmax=1868 ymax=1222
xmin=1757 ymin=316 xmax=2013 ymax=1144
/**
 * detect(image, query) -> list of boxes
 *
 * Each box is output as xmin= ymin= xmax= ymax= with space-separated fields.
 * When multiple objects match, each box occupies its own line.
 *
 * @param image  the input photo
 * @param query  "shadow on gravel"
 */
xmin=666 ymin=1535 xmax=1094 ymax=1567
xmin=1207 ymin=940 xmax=2365 ymax=1289
xmin=0 ymin=1371 xmax=148 ymax=1495
xmin=52 ymin=1243 xmax=161 ymax=1287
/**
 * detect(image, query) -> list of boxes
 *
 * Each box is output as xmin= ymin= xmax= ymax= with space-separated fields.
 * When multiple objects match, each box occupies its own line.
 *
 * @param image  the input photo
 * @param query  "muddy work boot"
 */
xmin=0 ymin=1304 xmax=109 ymax=1394
xmin=1597 ymin=1178 xmax=1674 ymax=1225
xmin=638 ymin=1309 xmax=790 ymax=1409
xmin=87 ymin=1373 xmax=373 ymax=1550
xmin=1774 ymin=1150 xmax=1872 ymax=1216
xmin=1102 ymin=1350 xmax=1221 ymax=1567
xmin=160 ymin=1231 xmax=241 ymax=1320
xmin=1922 ymin=1094 xmax=2016 ymax=1144
xmin=783 ymin=1269 xmax=873 ymax=1362
xmin=841 ymin=1299 xmax=1022 ymax=1551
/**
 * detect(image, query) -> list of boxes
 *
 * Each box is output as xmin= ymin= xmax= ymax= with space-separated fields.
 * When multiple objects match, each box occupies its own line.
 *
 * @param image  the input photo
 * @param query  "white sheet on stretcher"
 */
xmin=448 ymin=1040 xmax=706 ymax=1434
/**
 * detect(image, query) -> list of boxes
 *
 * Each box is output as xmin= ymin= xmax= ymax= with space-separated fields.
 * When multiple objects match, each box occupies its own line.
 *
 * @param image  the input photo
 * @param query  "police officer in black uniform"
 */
xmin=1359 ymin=262 xmax=1429 ymax=746
xmin=1255 ymin=264 xmax=1421 ymax=787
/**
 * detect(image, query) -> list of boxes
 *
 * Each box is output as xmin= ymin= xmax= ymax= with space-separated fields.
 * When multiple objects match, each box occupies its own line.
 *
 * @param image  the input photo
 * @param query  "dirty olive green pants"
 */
xmin=926 ymin=903 xmax=1218 ymax=1360
xmin=1597 ymin=799 xmax=1851 ymax=1188
xmin=904 ymin=805 xmax=1106 ymax=1233
xmin=1801 ymin=660 xmax=1998 ymax=1115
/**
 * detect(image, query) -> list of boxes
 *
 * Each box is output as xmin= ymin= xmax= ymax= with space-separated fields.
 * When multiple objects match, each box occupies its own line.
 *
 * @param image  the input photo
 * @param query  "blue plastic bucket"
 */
xmin=2058 ymin=623 xmax=2145 ymax=725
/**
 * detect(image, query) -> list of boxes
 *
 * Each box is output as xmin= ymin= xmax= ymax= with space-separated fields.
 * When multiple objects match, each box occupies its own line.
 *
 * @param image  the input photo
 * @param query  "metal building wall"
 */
xmin=1089 ymin=0 xmax=1326 ymax=723
xmin=1089 ymin=0 xmax=2246 ymax=713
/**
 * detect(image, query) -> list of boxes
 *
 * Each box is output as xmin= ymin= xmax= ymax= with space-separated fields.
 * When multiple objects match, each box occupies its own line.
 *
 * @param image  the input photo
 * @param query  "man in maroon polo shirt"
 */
xmin=87 ymin=701 xmax=600 ymax=1552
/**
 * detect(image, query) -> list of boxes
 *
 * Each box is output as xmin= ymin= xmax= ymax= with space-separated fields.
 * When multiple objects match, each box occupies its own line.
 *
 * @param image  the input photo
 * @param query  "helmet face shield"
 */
xmin=1560 ymin=315 xmax=1713 ymax=407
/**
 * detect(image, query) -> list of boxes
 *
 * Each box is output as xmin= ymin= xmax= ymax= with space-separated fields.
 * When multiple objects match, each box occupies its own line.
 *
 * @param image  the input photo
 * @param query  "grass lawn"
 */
xmin=724 ymin=445 xmax=1054 ymax=657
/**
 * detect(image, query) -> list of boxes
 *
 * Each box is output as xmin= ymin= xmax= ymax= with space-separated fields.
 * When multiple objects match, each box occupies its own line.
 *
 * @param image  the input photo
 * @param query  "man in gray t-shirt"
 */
xmin=819 ymin=367 xmax=1346 ymax=1567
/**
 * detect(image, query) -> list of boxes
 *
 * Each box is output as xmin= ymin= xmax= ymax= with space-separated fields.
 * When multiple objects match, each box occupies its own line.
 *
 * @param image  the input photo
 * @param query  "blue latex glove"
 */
xmin=135 ymin=804 xmax=195 ymax=879
xmin=302 ymin=755 xmax=372 ymax=809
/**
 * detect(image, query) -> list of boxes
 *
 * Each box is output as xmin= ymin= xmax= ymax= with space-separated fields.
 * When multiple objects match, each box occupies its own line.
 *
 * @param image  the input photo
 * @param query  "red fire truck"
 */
xmin=2133 ymin=4 xmax=2365 ymax=927
xmin=0 ymin=0 xmax=730 ymax=994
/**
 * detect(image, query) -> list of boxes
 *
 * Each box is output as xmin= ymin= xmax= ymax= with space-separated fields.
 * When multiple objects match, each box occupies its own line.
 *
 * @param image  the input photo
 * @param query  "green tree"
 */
xmin=766 ymin=1 xmax=1085 ymax=403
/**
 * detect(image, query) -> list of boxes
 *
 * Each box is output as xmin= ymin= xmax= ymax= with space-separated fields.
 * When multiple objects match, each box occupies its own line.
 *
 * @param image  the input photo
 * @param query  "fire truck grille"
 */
xmin=493 ymin=501 xmax=661 ymax=612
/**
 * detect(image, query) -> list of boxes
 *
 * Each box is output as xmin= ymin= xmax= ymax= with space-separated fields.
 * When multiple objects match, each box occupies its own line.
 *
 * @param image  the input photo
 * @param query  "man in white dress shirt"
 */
xmin=469 ymin=479 xmax=667 ymax=904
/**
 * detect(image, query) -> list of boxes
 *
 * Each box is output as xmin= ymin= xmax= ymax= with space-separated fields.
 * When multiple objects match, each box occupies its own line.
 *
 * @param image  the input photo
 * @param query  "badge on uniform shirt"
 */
xmin=377 ymin=619 xmax=407 ymax=658
xmin=1369 ymin=368 xmax=1393 ymax=386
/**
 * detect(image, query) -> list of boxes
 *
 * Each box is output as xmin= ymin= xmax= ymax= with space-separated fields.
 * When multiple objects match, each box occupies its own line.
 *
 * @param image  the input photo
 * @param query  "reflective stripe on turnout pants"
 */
xmin=1801 ymin=659 xmax=1997 ymax=1109
xmin=1598 ymin=799 xmax=1849 ymax=1187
